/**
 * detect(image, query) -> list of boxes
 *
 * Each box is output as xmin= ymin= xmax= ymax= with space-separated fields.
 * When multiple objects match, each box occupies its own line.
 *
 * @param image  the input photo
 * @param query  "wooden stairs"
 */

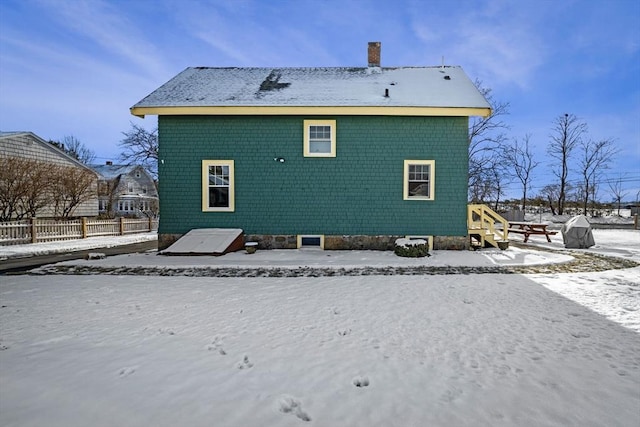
xmin=467 ymin=204 xmax=509 ymax=250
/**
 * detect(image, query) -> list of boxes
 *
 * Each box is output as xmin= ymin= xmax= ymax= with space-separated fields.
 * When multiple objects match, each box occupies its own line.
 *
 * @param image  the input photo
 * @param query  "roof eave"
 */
xmin=130 ymin=105 xmax=492 ymax=118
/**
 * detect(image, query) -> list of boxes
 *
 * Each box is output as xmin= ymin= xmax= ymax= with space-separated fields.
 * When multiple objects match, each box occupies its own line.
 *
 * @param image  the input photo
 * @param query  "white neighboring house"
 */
xmin=90 ymin=162 xmax=158 ymax=218
xmin=0 ymin=131 xmax=99 ymax=218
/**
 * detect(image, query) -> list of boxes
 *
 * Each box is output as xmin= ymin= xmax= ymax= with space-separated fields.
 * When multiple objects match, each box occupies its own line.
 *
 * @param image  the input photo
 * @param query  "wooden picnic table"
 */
xmin=508 ymin=221 xmax=558 ymax=243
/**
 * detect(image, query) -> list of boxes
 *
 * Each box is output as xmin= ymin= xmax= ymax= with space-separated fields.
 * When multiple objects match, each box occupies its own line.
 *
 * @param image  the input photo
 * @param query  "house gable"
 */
xmin=90 ymin=163 xmax=158 ymax=217
xmin=0 ymin=132 xmax=99 ymax=173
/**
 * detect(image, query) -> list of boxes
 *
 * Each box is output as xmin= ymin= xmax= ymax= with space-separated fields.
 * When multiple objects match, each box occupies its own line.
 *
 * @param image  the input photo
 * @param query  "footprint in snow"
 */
xmin=570 ymin=332 xmax=591 ymax=339
xmin=278 ymin=395 xmax=311 ymax=422
xmin=237 ymin=355 xmax=253 ymax=369
xmin=353 ymin=376 xmax=370 ymax=387
xmin=119 ymin=366 xmax=137 ymax=377
xmin=440 ymin=387 xmax=463 ymax=403
xmin=206 ymin=336 xmax=227 ymax=355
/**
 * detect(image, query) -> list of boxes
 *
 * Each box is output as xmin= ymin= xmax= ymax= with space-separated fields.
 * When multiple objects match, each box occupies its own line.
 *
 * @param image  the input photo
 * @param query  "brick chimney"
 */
xmin=368 ymin=41 xmax=381 ymax=67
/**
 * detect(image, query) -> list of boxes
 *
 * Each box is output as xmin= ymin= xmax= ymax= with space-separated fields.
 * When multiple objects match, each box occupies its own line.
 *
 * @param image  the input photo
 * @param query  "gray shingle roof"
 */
xmin=0 ymin=131 xmax=29 ymax=138
xmin=132 ymin=66 xmax=491 ymax=111
xmin=90 ymin=164 xmax=140 ymax=180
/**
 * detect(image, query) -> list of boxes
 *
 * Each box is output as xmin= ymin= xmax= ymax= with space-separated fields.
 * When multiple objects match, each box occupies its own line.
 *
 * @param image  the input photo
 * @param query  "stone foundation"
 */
xmin=324 ymin=235 xmax=402 ymax=250
xmin=158 ymin=233 xmax=183 ymax=251
xmin=246 ymin=234 xmax=468 ymax=250
xmin=159 ymin=233 xmax=469 ymax=251
xmin=244 ymin=234 xmax=298 ymax=249
xmin=433 ymin=236 xmax=468 ymax=250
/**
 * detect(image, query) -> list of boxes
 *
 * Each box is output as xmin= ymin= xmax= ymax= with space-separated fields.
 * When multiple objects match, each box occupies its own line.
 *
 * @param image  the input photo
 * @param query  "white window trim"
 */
xmin=118 ymin=199 xmax=134 ymax=212
xmin=403 ymin=160 xmax=435 ymax=201
xmin=303 ymin=120 xmax=336 ymax=157
xmin=297 ymin=235 xmax=325 ymax=249
xmin=202 ymin=160 xmax=235 ymax=212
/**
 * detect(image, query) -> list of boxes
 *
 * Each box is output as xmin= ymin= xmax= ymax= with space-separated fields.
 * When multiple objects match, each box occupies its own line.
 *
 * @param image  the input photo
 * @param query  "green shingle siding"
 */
xmin=158 ymin=115 xmax=468 ymax=237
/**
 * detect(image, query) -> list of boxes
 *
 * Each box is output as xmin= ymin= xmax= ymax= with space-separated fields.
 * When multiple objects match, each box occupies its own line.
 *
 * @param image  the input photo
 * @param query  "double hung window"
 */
xmin=304 ymin=120 xmax=336 ymax=157
xmin=403 ymin=160 xmax=435 ymax=200
xmin=202 ymin=160 xmax=235 ymax=211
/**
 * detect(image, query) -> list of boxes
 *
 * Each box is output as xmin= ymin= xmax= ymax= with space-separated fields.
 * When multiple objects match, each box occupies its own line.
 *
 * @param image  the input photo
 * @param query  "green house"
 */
xmin=131 ymin=43 xmax=491 ymax=250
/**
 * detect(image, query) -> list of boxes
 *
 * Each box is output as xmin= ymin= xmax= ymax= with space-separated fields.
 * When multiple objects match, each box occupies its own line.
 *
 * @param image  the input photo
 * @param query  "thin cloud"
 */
xmin=174 ymin=1 xmax=340 ymax=67
xmin=409 ymin=3 xmax=546 ymax=89
xmin=35 ymin=0 xmax=171 ymax=81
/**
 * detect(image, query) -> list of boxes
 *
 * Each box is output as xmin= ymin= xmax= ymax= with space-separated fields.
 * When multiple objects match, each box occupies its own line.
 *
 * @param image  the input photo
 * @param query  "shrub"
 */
xmin=394 ymin=238 xmax=430 ymax=258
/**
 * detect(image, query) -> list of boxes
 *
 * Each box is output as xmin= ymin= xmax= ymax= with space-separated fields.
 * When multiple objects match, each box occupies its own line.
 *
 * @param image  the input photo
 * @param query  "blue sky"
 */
xmin=1 ymin=0 xmax=639 ymax=201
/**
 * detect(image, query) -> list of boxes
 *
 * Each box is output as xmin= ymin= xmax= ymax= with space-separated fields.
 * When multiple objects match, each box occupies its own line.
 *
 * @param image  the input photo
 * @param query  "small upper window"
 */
xmin=403 ymin=160 xmax=435 ymax=200
xmin=304 ymin=120 xmax=336 ymax=157
xmin=202 ymin=160 xmax=235 ymax=212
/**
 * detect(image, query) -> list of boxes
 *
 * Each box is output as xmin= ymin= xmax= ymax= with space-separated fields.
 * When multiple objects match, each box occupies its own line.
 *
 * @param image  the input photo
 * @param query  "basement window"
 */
xmin=297 ymin=235 xmax=324 ymax=249
xmin=304 ymin=120 xmax=336 ymax=157
xmin=202 ymin=160 xmax=235 ymax=212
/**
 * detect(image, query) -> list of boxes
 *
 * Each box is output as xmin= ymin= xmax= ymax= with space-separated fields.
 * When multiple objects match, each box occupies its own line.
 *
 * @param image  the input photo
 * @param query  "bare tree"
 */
xmin=608 ymin=175 xmax=628 ymax=216
xmin=540 ymin=184 xmax=560 ymax=215
xmin=547 ymin=113 xmax=587 ymax=215
xmin=119 ymin=123 xmax=158 ymax=177
xmin=468 ymin=80 xmax=510 ymax=203
xmin=20 ymin=161 xmax=56 ymax=218
xmin=489 ymin=164 xmax=508 ymax=211
xmin=97 ymin=176 xmax=122 ymax=218
xmin=469 ymin=170 xmax=493 ymax=204
xmin=578 ymin=138 xmax=617 ymax=215
xmin=0 ymin=157 xmax=31 ymax=220
xmin=51 ymin=165 xmax=97 ymax=218
xmin=0 ymin=158 xmax=58 ymax=220
xmin=502 ymin=134 xmax=539 ymax=211
xmin=469 ymin=158 xmax=510 ymax=207
xmin=50 ymin=135 xmax=96 ymax=164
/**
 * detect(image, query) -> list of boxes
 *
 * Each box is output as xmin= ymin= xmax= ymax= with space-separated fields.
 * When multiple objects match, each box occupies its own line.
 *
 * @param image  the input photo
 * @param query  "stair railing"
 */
xmin=467 ymin=204 xmax=509 ymax=242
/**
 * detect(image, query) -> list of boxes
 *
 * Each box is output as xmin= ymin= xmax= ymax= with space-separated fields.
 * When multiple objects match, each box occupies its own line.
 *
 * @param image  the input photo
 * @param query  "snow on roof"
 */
xmin=132 ymin=66 xmax=491 ymax=110
xmin=90 ymin=164 xmax=140 ymax=180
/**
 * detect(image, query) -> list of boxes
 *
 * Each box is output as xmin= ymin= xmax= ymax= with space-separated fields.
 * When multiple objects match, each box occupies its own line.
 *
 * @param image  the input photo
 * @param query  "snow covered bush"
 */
xmin=394 ymin=238 xmax=430 ymax=257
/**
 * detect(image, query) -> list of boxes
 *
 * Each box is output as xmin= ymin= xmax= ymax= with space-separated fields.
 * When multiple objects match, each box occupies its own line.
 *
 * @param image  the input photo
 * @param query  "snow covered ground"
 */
xmin=0 ymin=228 xmax=639 ymax=427
xmin=0 ymin=232 xmax=158 ymax=260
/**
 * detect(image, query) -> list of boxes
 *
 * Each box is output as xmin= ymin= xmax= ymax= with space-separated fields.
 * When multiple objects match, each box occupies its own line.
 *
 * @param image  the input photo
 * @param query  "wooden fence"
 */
xmin=0 ymin=217 xmax=158 ymax=246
